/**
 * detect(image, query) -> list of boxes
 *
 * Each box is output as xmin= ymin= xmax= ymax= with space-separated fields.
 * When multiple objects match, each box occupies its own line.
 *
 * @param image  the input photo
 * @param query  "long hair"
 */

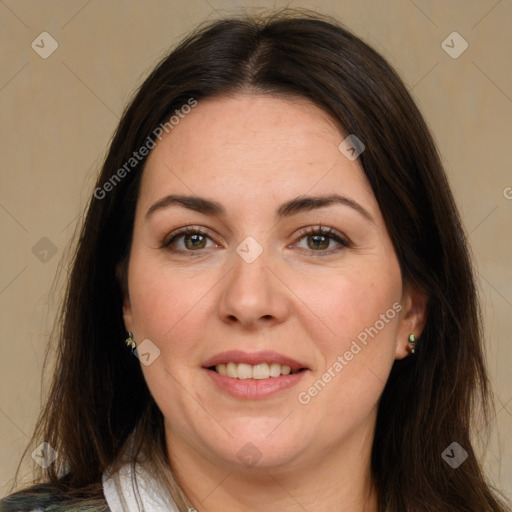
xmin=9 ymin=10 xmax=509 ymax=512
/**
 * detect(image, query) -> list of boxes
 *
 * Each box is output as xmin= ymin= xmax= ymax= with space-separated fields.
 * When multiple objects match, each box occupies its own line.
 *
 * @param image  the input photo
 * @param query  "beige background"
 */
xmin=1 ymin=0 xmax=511 ymax=500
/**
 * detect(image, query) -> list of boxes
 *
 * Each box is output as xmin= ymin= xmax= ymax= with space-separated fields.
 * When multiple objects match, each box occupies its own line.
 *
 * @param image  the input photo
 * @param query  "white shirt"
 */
xmin=101 ymin=429 xmax=198 ymax=512
xmin=102 ymin=458 xmax=183 ymax=512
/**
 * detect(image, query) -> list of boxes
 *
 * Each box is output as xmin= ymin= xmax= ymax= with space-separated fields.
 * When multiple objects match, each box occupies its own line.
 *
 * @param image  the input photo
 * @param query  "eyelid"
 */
xmin=295 ymin=225 xmax=347 ymax=242
xmin=161 ymin=225 xmax=216 ymax=249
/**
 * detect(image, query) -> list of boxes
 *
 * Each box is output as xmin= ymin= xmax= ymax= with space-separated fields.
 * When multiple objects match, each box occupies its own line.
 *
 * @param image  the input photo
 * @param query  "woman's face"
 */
xmin=123 ymin=94 xmax=424 ymax=471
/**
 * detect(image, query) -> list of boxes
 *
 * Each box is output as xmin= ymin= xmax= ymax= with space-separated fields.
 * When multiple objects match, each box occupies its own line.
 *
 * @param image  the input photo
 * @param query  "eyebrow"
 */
xmin=145 ymin=193 xmax=374 ymax=224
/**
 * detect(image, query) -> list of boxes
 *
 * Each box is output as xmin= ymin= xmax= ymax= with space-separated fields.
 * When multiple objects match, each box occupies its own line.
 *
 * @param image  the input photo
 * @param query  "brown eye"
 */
xmin=307 ymin=233 xmax=330 ymax=251
xmin=294 ymin=226 xmax=350 ymax=255
xmin=183 ymin=233 xmax=207 ymax=250
xmin=163 ymin=227 xmax=218 ymax=253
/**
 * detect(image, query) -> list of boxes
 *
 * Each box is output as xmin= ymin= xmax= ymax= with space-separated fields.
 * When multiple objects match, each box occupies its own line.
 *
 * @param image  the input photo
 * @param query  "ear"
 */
xmin=122 ymin=293 xmax=134 ymax=335
xmin=395 ymin=284 xmax=428 ymax=360
xmin=116 ymin=259 xmax=134 ymax=334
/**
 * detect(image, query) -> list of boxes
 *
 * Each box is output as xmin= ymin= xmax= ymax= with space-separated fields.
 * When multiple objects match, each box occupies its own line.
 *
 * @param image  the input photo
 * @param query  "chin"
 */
xmin=204 ymin=422 xmax=310 ymax=470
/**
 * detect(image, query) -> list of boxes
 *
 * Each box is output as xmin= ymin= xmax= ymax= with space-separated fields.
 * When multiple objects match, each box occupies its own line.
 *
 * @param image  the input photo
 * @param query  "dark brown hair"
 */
xmin=8 ymin=10 xmax=510 ymax=512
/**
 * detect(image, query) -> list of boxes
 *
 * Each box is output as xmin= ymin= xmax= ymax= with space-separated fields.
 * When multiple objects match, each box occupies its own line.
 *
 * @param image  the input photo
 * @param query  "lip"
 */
xmin=202 ymin=350 xmax=310 ymax=400
xmin=202 ymin=350 xmax=309 ymax=372
xmin=205 ymin=367 xmax=309 ymax=400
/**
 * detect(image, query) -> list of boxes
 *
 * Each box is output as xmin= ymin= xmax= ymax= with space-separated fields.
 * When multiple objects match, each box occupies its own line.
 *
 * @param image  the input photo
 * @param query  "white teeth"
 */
xmin=252 ymin=363 xmax=269 ymax=380
xmin=281 ymin=365 xmax=291 ymax=375
xmin=237 ymin=363 xmax=253 ymax=380
xmin=214 ymin=362 xmax=298 ymax=379
xmin=226 ymin=362 xmax=237 ymax=378
xmin=269 ymin=362 xmax=281 ymax=377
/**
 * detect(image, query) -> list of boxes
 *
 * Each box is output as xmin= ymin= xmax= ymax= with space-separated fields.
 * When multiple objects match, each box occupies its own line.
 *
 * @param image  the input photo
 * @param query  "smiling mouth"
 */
xmin=208 ymin=362 xmax=307 ymax=380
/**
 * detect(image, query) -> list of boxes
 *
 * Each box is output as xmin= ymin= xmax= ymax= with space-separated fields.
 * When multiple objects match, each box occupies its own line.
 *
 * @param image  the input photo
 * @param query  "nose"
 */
xmin=217 ymin=244 xmax=290 ymax=329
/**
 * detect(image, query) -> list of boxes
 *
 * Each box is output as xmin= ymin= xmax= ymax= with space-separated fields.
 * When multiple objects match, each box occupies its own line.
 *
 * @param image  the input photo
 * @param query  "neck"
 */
xmin=165 ymin=416 xmax=380 ymax=512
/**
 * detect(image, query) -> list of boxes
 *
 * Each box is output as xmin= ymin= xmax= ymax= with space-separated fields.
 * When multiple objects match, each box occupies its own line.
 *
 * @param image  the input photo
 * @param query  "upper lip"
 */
xmin=203 ymin=350 xmax=309 ymax=371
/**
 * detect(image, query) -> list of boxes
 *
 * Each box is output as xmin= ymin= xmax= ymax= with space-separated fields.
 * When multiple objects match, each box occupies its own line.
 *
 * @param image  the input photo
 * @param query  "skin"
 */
xmin=122 ymin=94 xmax=427 ymax=512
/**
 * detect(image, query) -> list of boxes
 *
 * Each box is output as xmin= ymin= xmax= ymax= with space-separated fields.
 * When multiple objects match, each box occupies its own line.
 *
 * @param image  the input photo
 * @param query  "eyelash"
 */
xmin=161 ymin=225 xmax=350 ymax=256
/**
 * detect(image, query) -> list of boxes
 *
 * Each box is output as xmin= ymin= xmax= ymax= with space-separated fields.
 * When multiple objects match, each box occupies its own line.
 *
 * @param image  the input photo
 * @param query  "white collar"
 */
xmin=102 ymin=458 xmax=181 ymax=512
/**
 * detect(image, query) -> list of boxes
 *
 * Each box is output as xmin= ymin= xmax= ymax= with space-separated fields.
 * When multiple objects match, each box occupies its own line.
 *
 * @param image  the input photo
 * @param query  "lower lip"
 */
xmin=205 ymin=368 xmax=308 ymax=400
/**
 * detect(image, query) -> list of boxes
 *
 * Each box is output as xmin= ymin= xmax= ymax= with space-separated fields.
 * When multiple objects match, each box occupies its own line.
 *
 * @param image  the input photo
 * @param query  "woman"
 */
xmin=2 ymin=11 xmax=509 ymax=512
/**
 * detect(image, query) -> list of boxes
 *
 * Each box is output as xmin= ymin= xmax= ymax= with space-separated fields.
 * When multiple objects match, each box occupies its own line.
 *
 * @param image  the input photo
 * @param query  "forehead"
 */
xmin=139 ymin=94 xmax=377 ymax=215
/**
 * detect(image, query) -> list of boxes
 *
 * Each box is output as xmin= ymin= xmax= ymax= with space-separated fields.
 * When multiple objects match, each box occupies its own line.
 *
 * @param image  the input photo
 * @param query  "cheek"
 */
xmin=293 ymin=269 xmax=400 ymax=434
xmin=295 ymin=263 xmax=401 ymax=351
xmin=127 ymin=256 xmax=209 ymax=408
xmin=128 ymin=253 xmax=212 ymax=342
xmin=293 ymin=262 xmax=401 ymax=418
